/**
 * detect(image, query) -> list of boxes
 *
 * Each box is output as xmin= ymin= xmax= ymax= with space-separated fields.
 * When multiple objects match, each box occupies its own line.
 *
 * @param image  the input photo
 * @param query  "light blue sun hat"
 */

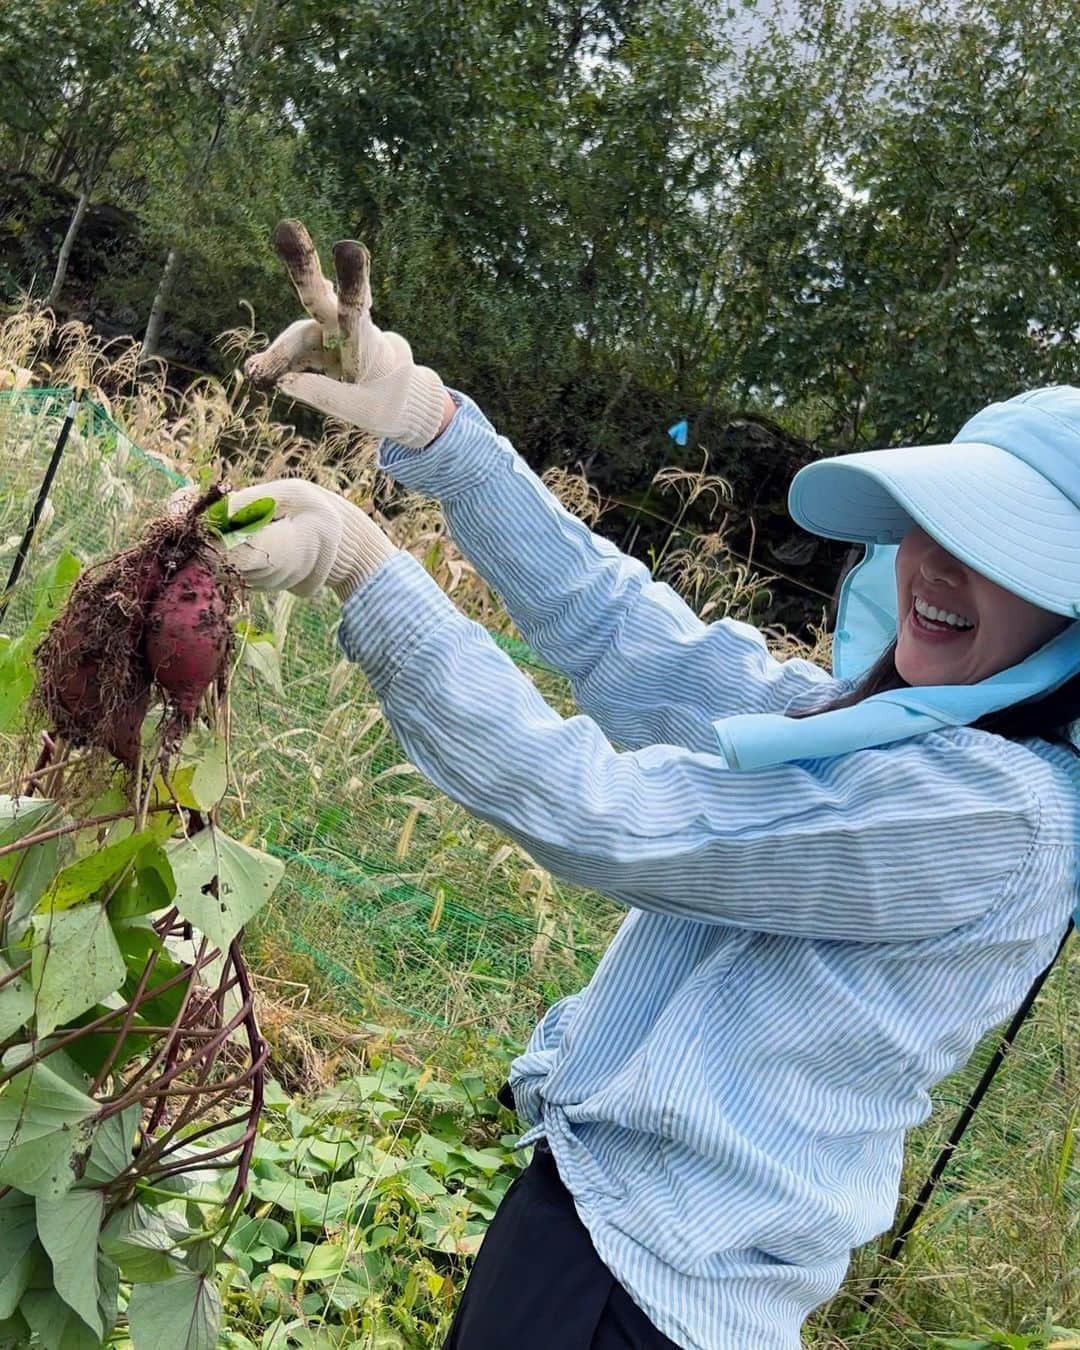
xmin=712 ymin=386 xmax=1080 ymax=774
xmin=788 ymin=386 xmax=1080 ymax=619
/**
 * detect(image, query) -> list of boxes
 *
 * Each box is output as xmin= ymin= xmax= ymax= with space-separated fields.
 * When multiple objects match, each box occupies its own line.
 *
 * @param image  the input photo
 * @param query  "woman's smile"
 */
xmin=907 ymin=592 xmax=977 ymax=642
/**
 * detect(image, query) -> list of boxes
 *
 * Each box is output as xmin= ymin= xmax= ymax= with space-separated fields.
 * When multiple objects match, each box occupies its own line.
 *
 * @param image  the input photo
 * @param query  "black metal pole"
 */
xmin=0 ymin=392 xmax=79 ymax=621
xmin=859 ymin=920 xmax=1074 ymax=1312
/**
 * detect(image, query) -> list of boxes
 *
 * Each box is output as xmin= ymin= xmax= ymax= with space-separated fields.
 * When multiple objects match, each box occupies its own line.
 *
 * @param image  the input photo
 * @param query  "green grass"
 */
xmin=225 ymin=582 xmax=618 ymax=1045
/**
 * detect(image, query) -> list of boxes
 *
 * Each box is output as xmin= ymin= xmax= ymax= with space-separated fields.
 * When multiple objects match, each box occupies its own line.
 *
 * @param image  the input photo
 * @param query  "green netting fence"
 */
xmin=0 ymin=389 xmax=618 ymax=1035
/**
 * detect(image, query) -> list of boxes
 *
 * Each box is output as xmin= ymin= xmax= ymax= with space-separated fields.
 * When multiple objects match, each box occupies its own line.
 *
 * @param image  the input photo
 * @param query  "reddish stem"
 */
xmin=25 ymin=732 xmax=56 ymax=799
xmin=102 ymin=936 xmax=214 ymax=1111
xmin=90 ymin=940 xmax=163 ymax=1095
xmin=0 ymin=939 xmax=218 ymax=1092
xmin=0 ymin=804 xmax=173 ymax=860
xmin=226 ymin=939 xmax=266 ymax=1204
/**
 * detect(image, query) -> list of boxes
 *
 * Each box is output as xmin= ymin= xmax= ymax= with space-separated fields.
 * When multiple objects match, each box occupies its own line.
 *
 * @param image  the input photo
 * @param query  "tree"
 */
xmin=136 ymin=0 xmax=293 ymax=364
xmin=744 ymin=0 xmax=1080 ymax=449
xmin=0 ymin=0 xmax=175 ymax=305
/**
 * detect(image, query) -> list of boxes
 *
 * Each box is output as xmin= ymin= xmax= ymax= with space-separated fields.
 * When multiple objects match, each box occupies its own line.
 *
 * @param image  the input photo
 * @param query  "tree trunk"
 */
xmin=139 ymin=246 xmax=182 ymax=365
xmin=16 ymin=132 xmax=36 ymax=173
xmin=46 ymin=135 xmax=77 ymax=186
xmin=44 ymin=185 xmax=91 ymax=307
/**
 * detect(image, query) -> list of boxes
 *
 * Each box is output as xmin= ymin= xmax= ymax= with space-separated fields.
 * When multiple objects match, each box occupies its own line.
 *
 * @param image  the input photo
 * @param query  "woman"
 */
xmin=224 ymin=224 xmax=1080 ymax=1349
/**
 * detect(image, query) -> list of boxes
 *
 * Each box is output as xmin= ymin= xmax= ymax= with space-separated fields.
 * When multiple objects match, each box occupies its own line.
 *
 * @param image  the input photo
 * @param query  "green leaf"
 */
xmin=20 ymin=1254 xmax=117 ymax=1349
xmin=63 ymin=1009 xmax=154 ymax=1082
xmin=0 ymin=650 xmax=33 ymax=729
xmin=81 ymin=1104 xmax=140 ymax=1185
xmin=0 ymin=1191 xmax=36 ymax=1317
xmin=206 ymin=495 xmax=276 ymax=547
xmin=139 ymin=846 xmax=177 ymax=903
xmin=40 ymin=829 xmax=155 ymax=912
xmin=0 ymin=1311 xmax=30 ymax=1348
xmin=168 ymin=727 xmax=227 ymax=811
xmin=204 ymin=497 xmax=230 ymax=530
xmin=301 ymin=1243 xmax=345 ymax=1281
xmin=0 ymin=1053 xmax=96 ymax=1198
xmin=100 ymin=1203 xmax=182 ymax=1284
xmin=236 ymin=623 xmax=284 ymax=696
xmin=0 ymin=552 xmax=81 ymax=732
xmin=5 ymin=839 xmax=63 ymax=942
xmin=25 ymin=551 xmax=83 ymax=643
xmin=227 ymin=1216 xmax=289 ymax=1260
xmin=108 ymin=845 xmax=175 ymax=921
xmin=0 ymin=957 xmax=33 ymax=1041
xmin=86 ymin=785 xmax=129 ymax=835
xmin=247 ymin=1173 xmax=350 ymax=1226
xmin=226 ymin=497 xmax=276 ymax=530
xmin=0 ymin=796 xmax=53 ymax=850
xmin=115 ymin=927 xmax=187 ymax=1027
xmin=30 ymin=903 xmax=126 ymax=1036
xmin=0 ymin=798 xmax=63 ymax=925
xmin=36 ymin=1188 xmax=105 ymax=1335
xmin=168 ymin=827 xmax=284 ymax=953
xmin=127 ymin=1270 xmax=222 ymax=1350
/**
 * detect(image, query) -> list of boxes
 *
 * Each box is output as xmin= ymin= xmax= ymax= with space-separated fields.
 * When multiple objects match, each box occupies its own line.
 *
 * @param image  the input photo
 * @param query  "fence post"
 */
xmin=0 ymin=392 xmax=80 ymax=621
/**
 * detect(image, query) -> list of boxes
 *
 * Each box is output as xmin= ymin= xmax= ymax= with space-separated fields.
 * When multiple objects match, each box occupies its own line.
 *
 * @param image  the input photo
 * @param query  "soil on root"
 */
xmin=35 ymin=496 xmax=239 ymax=765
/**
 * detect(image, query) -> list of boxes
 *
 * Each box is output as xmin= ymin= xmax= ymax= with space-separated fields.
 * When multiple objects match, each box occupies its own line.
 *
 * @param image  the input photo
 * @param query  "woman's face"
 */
xmin=894 ymin=524 xmax=1068 ymax=686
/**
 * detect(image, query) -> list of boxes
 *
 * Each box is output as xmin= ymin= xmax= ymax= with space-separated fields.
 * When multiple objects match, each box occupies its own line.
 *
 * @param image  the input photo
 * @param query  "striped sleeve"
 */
xmin=340 ymin=553 xmax=1040 ymax=943
xmin=378 ymin=394 xmax=835 ymax=755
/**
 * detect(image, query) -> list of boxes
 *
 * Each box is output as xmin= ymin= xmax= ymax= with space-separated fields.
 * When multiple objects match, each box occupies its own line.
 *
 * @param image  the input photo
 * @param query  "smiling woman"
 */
xmin=786 ymin=387 xmax=1080 ymax=751
xmin=220 ymin=224 xmax=1080 ymax=1350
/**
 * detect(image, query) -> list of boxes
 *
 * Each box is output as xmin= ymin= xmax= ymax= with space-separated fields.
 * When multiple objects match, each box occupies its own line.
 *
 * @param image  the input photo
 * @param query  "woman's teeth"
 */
xmin=913 ymin=595 xmax=975 ymax=631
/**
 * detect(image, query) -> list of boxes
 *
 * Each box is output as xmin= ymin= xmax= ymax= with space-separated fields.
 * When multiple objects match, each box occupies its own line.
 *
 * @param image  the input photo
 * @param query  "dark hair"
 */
xmin=792 ymin=637 xmax=1080 ymax=752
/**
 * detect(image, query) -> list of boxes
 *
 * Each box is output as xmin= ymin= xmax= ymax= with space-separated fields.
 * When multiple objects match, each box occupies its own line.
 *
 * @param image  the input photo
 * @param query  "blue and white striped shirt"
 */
xmin=338 ymin=393 xmax=1080 ymax=1349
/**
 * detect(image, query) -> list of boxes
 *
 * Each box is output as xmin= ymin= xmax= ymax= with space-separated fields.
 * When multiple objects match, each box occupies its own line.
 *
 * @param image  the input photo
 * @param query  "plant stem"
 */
xmin=0 ymin=943 xmax=218 ymax=1091
xmin=227 ymin=938 xmax=266 ymax=1204
xmin=89 ymin=938 xmax=163 ymax=1095
xmin=0 ymin=959 xmax=30 ymax=992
xmin=185 ymin=484 xmax=227 ymax=519
xmin=0 ymin=804 xmax=174 ymax=860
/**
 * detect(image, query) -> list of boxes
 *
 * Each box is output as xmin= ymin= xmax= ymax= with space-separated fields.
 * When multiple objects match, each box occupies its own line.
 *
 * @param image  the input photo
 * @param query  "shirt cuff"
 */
xmin=377 ymin=389 xmax=510 ymax=500
xmin=338 ymin=550 xmax=458 ymax=695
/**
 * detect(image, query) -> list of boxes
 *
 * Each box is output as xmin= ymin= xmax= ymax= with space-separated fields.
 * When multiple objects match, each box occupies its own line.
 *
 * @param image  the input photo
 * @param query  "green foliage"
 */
xmin=930 ymin=1333 xmax=1080 ymax=1350
xmin=128 ymin=1271 xmax=223 ymax=1350
xmin=169 ymin=827 xmax=286 ymax=953
xmin=219 ymin=1054 xmax=524 ymax=1348
xmin=206 ymin=496 xmax=277 ymax=546
xmin=0 ymin=568 xmax=286 ymax=1347
xmin=2 ymin=0 xmax=1076 ymax=530
xmin=30 ymin=902 xmax=126 ymax=1036
xmin=0 ymin=551 xmax=80 ymax=733
xmin=0 ymin=1052 xmax=97 ymax=1197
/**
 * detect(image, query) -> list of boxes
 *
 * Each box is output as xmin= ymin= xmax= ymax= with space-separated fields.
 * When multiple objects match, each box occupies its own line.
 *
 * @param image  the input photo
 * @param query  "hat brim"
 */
xmin=788 ymin=440 xmax=1080 ymax=618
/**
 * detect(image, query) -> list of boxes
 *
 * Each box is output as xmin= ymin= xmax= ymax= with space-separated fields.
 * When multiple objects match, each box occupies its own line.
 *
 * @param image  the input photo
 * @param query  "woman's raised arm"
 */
xmin=339 ymin=550 xmax=1040 ymax=943
xmin=377 ymin=391 xmax=836 ymax=755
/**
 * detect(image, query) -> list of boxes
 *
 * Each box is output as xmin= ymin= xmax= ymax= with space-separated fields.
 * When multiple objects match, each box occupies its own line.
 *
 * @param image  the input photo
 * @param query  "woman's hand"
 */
xmin=246 ymin=220 xmax=453 ymax=448
xmin=214 ymin=480 xmax=397 ymax=600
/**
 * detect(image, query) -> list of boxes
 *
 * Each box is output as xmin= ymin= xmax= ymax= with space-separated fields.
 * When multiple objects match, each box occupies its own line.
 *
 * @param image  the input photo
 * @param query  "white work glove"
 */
xmin=174 ymin=480 xmax=397 ymax=600
xmin=245 ymin=220 xmax=448 ymax=450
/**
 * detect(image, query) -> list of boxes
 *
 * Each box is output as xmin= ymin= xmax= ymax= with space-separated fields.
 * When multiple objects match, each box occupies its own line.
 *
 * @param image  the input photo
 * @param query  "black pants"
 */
xmin=444 ymin=1142 xmax=683 ymax=1349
